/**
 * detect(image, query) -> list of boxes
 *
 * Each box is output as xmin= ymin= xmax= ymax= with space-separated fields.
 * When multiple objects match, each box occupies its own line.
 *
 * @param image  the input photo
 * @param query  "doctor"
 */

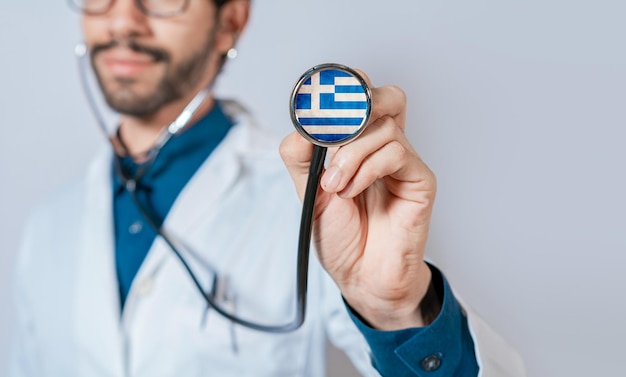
xmin=10 ymin=0 xmax=525 ymax=376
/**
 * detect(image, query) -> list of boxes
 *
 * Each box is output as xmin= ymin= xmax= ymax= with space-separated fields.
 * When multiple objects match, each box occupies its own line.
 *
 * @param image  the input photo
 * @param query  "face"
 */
xmin=82 ymin=0 xmax=224 ymax=117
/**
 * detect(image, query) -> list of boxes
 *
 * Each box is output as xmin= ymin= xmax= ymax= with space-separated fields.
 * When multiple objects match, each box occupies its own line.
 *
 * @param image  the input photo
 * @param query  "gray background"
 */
xmin=1 ymin=0 xmax=625 ymax=376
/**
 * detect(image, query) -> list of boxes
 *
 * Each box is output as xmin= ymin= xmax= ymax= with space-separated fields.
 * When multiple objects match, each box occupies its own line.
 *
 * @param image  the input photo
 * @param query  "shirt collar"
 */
xmin=112 ymin=102 xmax=232 ymax=193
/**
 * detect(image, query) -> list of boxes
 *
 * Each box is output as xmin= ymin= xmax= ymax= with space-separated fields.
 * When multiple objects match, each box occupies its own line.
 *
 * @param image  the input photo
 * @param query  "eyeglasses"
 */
xmin=68 ymin=0 xmax=190 ymax=18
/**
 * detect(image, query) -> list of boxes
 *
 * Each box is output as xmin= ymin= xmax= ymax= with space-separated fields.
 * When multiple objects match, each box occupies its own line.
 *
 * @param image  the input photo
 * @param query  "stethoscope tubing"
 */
xmin=116 ymin=146 xmax=326 ymax=332
xmin=116 ymin=145 xmax=326 ymax=333
xmin=77 ymin=42 xmax=326 ymax=333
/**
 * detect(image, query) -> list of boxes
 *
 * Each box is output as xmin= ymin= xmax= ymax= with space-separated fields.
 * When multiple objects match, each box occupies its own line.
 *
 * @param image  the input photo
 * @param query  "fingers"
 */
xmin=354 ymin=68 xmax=407 ymax=130
xmin=322 ymin=117 xmax=434 ymax=199
xmin=334 ymin=140 xmax=409 ymax=198
xmin=316 ymin=73 xmax=410 ymax=194
xmin=320 ymin=115 xmax=408 ymax=194
xmin=371 ymin=85 xmax=407 ymax=131
xmin=282 ymin=77 xmax=426 ymax=201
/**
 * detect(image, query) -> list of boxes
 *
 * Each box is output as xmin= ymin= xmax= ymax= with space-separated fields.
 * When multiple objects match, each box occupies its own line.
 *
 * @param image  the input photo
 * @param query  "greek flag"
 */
xmin=295 ymin=69 xmax=368 ymax=142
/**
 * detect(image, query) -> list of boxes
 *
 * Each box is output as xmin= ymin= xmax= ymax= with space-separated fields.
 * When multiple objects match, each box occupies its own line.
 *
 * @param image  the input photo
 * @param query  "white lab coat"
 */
xmin=10 ymin=101 xmax=525 ymax=377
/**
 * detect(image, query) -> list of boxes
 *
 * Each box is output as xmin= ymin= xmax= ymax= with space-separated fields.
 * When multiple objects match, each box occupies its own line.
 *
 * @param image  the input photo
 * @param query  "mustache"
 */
xmin=90 ymin=39 xmax=170 ymax=62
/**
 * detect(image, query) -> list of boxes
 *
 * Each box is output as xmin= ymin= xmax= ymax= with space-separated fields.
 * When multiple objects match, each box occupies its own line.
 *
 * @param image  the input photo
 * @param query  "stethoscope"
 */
xmin=76 ymin=43 xmax=372 ymax=333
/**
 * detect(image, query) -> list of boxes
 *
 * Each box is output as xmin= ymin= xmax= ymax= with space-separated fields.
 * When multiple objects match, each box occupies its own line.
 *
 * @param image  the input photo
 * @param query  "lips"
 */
xmin=98 ymin=49 xmax=159 ymax=77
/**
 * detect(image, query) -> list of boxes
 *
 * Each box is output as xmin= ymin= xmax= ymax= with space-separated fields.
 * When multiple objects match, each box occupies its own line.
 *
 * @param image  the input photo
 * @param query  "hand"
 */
xmin=280 ymin=70 xmax=437 ymax=330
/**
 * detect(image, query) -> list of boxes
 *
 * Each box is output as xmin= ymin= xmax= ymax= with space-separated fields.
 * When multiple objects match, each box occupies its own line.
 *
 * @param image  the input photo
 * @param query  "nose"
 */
xmin=106 ymin=0 xmax=151 ymax=40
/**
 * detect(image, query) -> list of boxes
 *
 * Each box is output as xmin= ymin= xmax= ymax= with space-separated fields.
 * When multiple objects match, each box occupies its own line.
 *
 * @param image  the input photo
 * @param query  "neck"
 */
xmin=117 ymin=92 xmax=215 ymax=160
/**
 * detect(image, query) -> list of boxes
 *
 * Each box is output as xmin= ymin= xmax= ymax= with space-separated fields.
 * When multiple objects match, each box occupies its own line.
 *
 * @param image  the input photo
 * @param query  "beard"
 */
xmin=90 ymin=36 xmax=215 ymax=117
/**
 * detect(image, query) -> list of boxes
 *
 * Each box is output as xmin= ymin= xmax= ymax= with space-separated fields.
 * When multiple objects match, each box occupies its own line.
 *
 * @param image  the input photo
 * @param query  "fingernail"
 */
xmin=321 ymin=166 xmax=341 ymax=191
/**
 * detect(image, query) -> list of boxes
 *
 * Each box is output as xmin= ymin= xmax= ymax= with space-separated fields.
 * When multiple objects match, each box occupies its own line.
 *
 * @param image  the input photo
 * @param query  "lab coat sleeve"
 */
xmin=318 ymin=260 xmax=382 ymax=377
xmin=8 ymin=216 xmax=43 ymax=377
xmin=462 ymin=299 xmax=527 ymax=376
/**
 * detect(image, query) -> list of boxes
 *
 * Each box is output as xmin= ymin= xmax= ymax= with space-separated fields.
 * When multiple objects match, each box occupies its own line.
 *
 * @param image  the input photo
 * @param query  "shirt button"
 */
xmin=421 ymin=354 xmax=442 ymax=371
xmin=129 ymin=220 xmax=143 ymax=234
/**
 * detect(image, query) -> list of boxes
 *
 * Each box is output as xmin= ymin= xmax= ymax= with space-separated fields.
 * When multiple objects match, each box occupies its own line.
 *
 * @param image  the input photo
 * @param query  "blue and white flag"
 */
xmin=294 ymin=69 xmax=369 ymax=143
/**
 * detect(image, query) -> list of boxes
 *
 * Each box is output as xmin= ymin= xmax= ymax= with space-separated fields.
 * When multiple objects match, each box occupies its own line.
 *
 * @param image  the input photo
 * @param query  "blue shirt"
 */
xmin=112 ymin=102 xmax=478 ymax=376
xmin=112 ymin=102 xmax=232 ymax=306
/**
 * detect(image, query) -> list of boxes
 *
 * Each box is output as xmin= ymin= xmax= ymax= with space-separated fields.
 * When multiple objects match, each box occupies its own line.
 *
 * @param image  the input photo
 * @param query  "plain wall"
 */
xmin=1 ymin=1 xmax=625 ymax=376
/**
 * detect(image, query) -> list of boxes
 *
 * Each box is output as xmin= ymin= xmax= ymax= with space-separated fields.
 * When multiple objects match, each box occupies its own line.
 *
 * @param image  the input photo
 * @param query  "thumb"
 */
xmin=279 ymin=131 xmax=316 ymax=201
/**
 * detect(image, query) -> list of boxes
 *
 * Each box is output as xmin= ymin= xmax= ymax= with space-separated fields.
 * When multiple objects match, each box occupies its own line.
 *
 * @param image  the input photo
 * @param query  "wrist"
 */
xmin=346 ymin=262 xmax=439 ymax=330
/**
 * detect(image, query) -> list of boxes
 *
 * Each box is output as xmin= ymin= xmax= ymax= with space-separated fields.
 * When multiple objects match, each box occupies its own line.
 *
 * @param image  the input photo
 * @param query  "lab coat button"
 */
xmin=137 ymin=278 xmax=153 ymax=296
xmin=421 ymin=354 xmax=441 ymax=371
xmin=129 ymin=221 xmax=143 ymax=234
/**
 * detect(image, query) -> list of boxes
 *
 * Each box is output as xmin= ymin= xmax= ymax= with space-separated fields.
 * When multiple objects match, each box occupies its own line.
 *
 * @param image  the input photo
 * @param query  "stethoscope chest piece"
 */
xmin=290 ymin=63 xmax=372 ymax=147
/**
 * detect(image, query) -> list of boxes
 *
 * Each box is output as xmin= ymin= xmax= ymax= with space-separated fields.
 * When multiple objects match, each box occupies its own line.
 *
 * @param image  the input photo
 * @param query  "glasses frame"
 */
xmin=67 ymin=0 xmax=191 ymax=18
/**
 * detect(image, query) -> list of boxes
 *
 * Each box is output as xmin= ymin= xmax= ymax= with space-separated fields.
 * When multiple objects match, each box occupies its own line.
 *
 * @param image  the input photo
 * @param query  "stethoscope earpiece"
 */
xmin=75 ymin=42 xmax=87 ymax=58
xmin=290 ymin=63 xmax=372 ymax=147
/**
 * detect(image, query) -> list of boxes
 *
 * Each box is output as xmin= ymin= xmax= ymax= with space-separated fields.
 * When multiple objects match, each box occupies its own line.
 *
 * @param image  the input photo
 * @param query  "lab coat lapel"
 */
xmin=125 ymin=121 xmax=244 ymax=373
xmin=164 ymin=100 xmax=258 ymax=240
xmin=167 ymin=129 xmax=242 ymax=234
xmin=133 ymin=122 xmax=244 ymax=283
xmin=74 ymin=148 xmax=126 ymax=377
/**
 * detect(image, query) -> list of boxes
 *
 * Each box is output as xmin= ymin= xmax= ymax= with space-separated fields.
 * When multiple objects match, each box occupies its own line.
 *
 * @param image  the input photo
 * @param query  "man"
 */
xmin=10 ymin=0 xmax=525 ymax=376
